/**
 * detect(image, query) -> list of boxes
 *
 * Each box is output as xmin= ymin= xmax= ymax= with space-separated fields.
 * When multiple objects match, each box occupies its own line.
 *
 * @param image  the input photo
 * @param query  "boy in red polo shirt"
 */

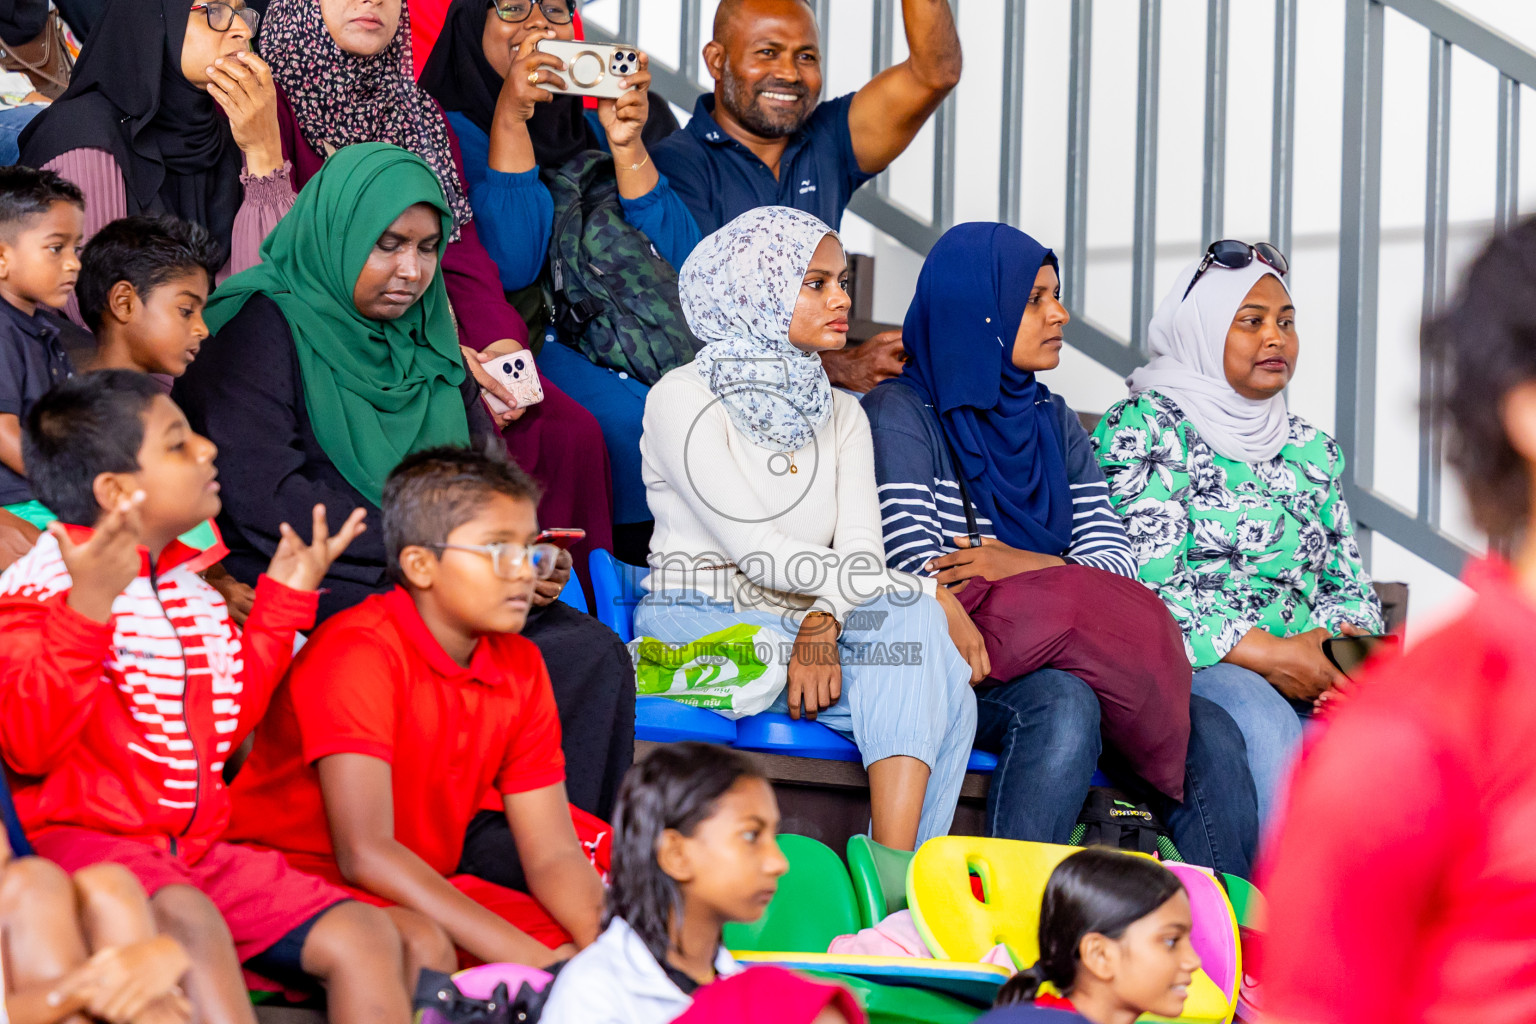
xmin=0 ymin=372 xmax=416 ymax=1024
xmin=227 ymin=447 xmax=605 ymax=966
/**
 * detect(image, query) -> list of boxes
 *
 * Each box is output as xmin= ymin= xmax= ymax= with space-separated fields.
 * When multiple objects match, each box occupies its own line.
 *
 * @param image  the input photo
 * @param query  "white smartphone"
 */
xmin=480 ymin=349 xmax=545 ymax=417
xmin=534 ymin=39 xmax=640 ymax=100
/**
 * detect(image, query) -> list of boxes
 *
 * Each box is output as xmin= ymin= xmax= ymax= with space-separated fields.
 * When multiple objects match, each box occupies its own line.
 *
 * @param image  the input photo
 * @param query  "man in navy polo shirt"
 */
xmin=653 ymin=0 xmax=960 ymax=389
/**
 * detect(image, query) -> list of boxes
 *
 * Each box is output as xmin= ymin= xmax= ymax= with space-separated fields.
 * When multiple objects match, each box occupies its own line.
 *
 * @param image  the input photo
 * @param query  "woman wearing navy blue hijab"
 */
xmin=862 ymin=223 xmax=1258 ymax=878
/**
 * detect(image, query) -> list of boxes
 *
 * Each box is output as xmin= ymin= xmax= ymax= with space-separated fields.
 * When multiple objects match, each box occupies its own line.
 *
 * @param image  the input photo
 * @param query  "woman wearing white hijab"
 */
xmin=636 ymin=206 xmax=981 ymax=851
xmin=1091 ymin=243 xmax=1384 ymax=824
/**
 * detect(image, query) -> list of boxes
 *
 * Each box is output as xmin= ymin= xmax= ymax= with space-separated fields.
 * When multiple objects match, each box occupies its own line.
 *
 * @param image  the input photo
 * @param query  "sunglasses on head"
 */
xmin=1182 ymin=240 xmax=1289 ymax=301
xmin=490 ymin=0 xmax=574 ymax=24
xmin=190 ymin=2 xmax=259 ymax=34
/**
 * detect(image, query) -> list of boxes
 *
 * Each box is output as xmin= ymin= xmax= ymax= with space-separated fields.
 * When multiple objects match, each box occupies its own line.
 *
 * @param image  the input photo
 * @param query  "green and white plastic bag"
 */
xmin=632 ymin=622 xmax=790 ymax=719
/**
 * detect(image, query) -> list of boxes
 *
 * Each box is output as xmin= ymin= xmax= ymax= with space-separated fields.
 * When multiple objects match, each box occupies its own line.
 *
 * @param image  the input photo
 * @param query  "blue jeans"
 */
xmin=0 ymin=104 xmax=44 ymax=166
xmin=1191 ymin=662 xmax=1305 ymax=826
xmin=1157 ymin=695 xmax=1259 ymax=878
xmin=975 ymin=669 xmax=1101 ymax=845
xmin=635 ymin=590 xmax=978 ymax=846
xmin=978 ymin=670 xmax=1258 ymax=878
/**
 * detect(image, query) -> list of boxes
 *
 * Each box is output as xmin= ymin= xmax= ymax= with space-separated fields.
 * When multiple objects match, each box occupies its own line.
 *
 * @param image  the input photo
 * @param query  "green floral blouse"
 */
xmin=1090 ymin=390 xmax=1384 ymax=668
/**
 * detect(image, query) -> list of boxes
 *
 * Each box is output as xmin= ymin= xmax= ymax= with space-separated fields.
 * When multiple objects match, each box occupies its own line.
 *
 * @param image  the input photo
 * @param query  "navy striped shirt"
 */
xmin=861 ymin=379 xmax=1138 ymax=580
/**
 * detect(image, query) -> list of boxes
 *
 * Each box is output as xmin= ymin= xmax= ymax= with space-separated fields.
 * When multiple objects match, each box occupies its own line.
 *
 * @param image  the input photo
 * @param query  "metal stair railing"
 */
xmin=586 ymin=0 xmax=1536 ymax=579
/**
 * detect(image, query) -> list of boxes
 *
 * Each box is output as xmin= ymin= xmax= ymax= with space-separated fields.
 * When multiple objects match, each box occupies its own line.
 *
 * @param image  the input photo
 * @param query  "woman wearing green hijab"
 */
xmin=175 ymin=141 xmax=638 ymax=889
xmin=204 ymin=141 xmax=471 ymax=502
xmin=176 ymin=141 xmax=484 ymax=620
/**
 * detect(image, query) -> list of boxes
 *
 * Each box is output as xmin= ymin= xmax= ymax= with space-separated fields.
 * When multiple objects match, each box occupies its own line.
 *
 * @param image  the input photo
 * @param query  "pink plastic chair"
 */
xmin=1164 ymin=863 xmax=1240 ymax=1011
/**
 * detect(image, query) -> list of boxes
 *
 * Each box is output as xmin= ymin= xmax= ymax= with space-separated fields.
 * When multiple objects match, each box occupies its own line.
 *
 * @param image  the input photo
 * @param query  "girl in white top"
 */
xmin=539 ymin=743 xmax=784 ymax=1024
xmin=636 ymin=206 xmax=982 ymax=851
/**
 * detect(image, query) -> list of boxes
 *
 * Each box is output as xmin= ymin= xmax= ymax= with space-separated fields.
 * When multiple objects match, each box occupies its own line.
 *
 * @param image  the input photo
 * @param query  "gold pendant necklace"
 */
xmin=789 ymin=451 xmax=798 ymax=474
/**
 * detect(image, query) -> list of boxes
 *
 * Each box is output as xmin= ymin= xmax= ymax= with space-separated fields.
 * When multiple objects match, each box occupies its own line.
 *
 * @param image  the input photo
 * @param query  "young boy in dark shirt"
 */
xmin=74 ymin=215 xmax=217 ymax=379
xmin=227 ymin=446 xmax=605 ymax=966
xmin=0 ymin=371 xmax=431 ymax=1024
xmin=73 ymin=214 xmax=254 ymax=618
xmin=0 ymin=166 xmax=82 ymax=527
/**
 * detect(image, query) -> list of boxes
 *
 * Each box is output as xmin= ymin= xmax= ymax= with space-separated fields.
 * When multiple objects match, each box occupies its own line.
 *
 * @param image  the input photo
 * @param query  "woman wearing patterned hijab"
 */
xmin=257 ymin=0 xmax=615 ymax=582
xmin=1092 ymin=249 xmax=1384 ymax=825
xmin=636 ymin=206 xmax=979 ymax=852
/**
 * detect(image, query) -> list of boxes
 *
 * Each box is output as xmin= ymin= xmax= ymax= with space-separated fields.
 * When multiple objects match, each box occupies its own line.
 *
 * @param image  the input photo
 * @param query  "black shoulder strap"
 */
xmin=939 ymin=433 xmax=982 ymax=546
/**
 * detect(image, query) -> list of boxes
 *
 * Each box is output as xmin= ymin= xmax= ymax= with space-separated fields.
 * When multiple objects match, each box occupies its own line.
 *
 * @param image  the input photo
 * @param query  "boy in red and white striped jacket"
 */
xmin=0 ymin=371 xmax=434 ymax=1024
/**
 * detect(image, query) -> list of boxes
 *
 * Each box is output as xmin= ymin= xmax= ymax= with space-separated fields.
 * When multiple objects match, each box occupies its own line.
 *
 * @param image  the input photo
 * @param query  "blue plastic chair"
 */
xmin=590 ymin=550 xmax=737 ymax=746
xmin=735 ymin=715 xmax=1000 ymax=772
xmin=555 ymin=570 xmax=587 ymax=613
xmin=595 ymin=550 xmax=1001 ymax=773
xmin=589 ymin=548 xmax=646 ymax=642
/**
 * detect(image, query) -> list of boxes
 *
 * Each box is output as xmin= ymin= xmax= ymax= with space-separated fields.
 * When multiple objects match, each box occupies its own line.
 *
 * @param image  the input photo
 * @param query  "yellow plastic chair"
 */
xmin=904 ymin=836 xmax=1234 ymax=1024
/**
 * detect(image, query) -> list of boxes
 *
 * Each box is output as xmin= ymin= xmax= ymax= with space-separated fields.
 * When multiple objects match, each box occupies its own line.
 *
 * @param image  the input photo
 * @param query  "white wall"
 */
xmin=584 ymin=0 xmax=1536 ymax=635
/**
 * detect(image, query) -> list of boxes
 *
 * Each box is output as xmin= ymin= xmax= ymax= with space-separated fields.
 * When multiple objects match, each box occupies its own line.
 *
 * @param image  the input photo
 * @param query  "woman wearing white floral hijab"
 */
xmin=1090 ymin=244 xmax=1384 ymax=824
xmin=634 ymin=207 xmax=981 ymax=852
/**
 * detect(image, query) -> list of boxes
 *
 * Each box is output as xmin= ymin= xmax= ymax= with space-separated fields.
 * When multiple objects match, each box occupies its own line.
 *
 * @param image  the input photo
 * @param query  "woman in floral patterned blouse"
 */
xmin=1091 ymin=248 xmax=1383 ymax=823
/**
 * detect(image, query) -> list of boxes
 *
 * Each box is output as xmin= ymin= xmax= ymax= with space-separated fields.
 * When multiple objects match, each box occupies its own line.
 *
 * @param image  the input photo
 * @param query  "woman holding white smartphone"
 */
xmin=420 ymin=0 xmax=699 ymax=280
xmin=420 ymin=0 xmax=704 ymax=565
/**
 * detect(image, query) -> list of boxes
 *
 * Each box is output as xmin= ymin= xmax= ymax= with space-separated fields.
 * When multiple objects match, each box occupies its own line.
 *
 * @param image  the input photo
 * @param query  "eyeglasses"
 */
xmin=190 ymin=2 xmax=259 ymax=34
xmin=1182 ymin=240 xmax=1289 ymax=301
xmin=490 ymin=0 xmax=574 ymax=25
xmin=427 ymin=541 xmax=563 ymax=580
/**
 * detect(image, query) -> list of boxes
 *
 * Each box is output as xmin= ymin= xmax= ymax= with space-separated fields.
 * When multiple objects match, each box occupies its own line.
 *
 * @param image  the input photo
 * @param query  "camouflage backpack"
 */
xmin=543 ymin=150 xmax=701 ymax=386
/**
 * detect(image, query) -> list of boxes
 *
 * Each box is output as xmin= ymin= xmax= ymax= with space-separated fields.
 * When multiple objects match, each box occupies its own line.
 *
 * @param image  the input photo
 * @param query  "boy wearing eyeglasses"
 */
xmin=226 ymin=445 xmax=605 ymax=968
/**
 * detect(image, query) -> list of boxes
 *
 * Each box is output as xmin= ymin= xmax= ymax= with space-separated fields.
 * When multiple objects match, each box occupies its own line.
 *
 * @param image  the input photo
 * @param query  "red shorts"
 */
xmin=30 ymin=829 xmax=349 ymax=962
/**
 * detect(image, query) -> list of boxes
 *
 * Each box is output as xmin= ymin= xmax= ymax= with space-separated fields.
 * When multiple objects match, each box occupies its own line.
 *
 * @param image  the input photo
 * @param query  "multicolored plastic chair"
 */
xmin=724 ymin=834 xmax=862 ymax=954
xmin=905 ymin=836 xmax=1234 ymax=1024
xmin=731 ymin=835 xmax=1010 ymax=1007
xmin=1164 ymin=863 xmax=1241 ymax=1020
xmin=1221 ymin=874 xmax=1264 ymax=931
xmin=1221 ymin=874 xmax=1266 ymax=1023
xmin=795 ymin=969 xmax=983 ymax=1024
xmin=740 ymin=954 xmax=1008 ymax=1008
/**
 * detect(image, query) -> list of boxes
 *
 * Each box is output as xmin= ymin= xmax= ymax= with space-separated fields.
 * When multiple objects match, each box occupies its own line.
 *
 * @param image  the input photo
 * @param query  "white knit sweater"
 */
xmin=640 ymin=364 xmax=936 ymax=626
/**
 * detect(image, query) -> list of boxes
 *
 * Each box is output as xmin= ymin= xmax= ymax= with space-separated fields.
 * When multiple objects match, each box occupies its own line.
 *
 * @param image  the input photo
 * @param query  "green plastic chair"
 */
xmin=724 ymin=834 xmax=861 ymax=954
xmin=796 ymin=969 xmax=983 ymax=1024
xmin=1221 ymin=873 xmax=1264 ymax=931
xmin=847 ymin=834 xmax=916 ymax=928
